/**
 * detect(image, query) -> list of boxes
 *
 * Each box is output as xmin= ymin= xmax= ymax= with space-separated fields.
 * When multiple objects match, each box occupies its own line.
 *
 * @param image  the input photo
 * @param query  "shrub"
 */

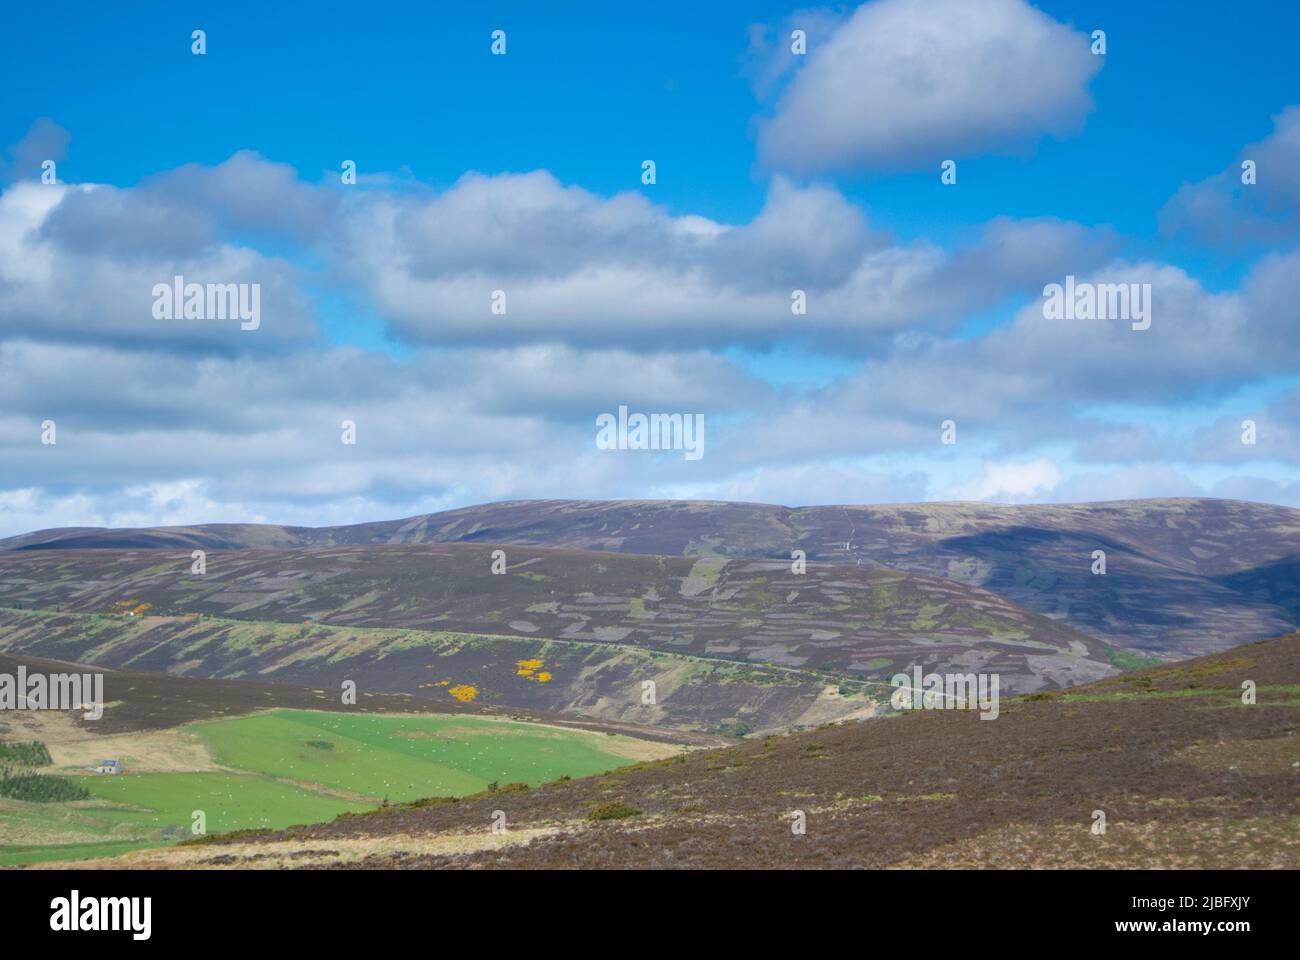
xmin=407 ymin=795 xmax=458 ymax=809
xmin=179 ymin=826 xmax=272 ymax=847
xmin=587 ymin=801 xmax=642 ymax=821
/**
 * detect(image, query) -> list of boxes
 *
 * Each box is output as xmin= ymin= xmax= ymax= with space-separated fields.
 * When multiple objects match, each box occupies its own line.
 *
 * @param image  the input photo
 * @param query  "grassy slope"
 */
xmin=0 ymin=607 xmax=881 ymax=733
xmin=0 ymin=709 xmax=659 ymax=867
xmin=75 ymin=772 xmax=368 ymax=834
xmin=190 ymin=709 xmax=654 ymax=800
xmin=151 ymin=631 xmax=1300 ymax=870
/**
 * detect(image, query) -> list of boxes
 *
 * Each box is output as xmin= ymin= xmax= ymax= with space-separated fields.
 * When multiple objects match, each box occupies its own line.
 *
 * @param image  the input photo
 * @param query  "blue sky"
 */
xmin=6 ymin=1 xmax=1296 ymax=241
xmin=0 ymin=0 xmax=1296 ymax=534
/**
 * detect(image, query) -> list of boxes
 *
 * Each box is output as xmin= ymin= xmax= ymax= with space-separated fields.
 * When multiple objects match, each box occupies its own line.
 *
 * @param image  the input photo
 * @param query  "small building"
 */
xmin=95 ymin=759 xmax=121 ymax=775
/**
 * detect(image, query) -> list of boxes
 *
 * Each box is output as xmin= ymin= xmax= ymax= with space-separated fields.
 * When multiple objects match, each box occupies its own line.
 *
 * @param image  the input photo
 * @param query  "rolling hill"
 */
xmin=0 ymin=542 xmax=1118 ymax=694
xmin=3 ymin=497 xmax=1296 ymax=733
xmin=4 ymin=498 xmax=1298 ymax=656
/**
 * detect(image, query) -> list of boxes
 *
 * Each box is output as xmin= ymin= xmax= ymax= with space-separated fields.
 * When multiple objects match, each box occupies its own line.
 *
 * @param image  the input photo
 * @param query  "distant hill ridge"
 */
xmin=3 ymin=498 xmax=1298 ymax=656
xmin=5 ymin=497 xmax=1299 ymax=558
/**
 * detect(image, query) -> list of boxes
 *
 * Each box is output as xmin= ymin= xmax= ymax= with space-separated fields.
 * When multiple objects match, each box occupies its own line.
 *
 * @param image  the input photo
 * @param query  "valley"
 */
xmin=2 ymin=497 xmax=1297 ymax=870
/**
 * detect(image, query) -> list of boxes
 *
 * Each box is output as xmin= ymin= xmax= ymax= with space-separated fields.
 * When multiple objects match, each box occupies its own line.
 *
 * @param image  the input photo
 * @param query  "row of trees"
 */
xmin=0 ymin=767 xmax=91 ymax=802
xmin=0 ymin=740 xmax=53 ymax=766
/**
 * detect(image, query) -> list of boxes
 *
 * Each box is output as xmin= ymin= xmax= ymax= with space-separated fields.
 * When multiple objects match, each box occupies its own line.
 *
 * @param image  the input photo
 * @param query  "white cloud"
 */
xmin=0 ymin=150 xmax=1120 ymax=356
xmin=756 ymin=0 xmax=1101 ymax=173
xmin=0 ymin=181 xmax=319 ymax=352
xmin=0 ymin=121 xmax=1295 ymax=534
xmin=345 ymin=171 xmax=1109 ymax=351
xmin=945 ymin=457 xmax=1063 ymax=501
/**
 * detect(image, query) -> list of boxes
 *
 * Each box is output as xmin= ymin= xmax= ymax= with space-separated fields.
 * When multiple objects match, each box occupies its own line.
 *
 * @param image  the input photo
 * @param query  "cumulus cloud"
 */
xmin=0 ymin=335 xmax=781 ymax=537
xmin=345 ymin=170 xmax=1112 ymax=351
xmin=755 ymin=0 xmax=1101 ymax=174
xmin=0 ymin=150 xmax=1120 ymax=356
xmin=1161 ymin=106 xmax=1300 ymax=249
xmin=0 ymin=181 xmax=320 ymax=353
xmin=741 ymin=8 xmax=849 ymax=99
xmin=916 ymin=253 xmax=1300 ymax=410
xmin=0 ymin=118 xmax=1294 ymax=535
xmin=722 ymin=247 xmax=1300 ymax=478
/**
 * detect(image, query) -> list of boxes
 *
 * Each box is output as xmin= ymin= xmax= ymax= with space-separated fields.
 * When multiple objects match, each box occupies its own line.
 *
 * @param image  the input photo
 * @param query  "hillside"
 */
xmin=5 ymin=500 xmax=1298 ymax=869
xmin=55 ymin=631 xmax=1300 ymax=870
xmin=0 ymin=542 xmax=1117 ymax=698
xmin=5 ymin=497 xmax=1296 ymax=656
xmin=0 ymin=652 xmax=701 ymax=867
xmin=0 ymin=608 xmax=880 ymax=734
xmin=0 ymin=650 xmax=722 ymax=746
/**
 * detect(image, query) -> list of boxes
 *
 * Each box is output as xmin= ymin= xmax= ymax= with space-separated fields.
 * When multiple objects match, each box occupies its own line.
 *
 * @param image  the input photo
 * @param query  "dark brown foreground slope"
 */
xmin=93 ymin=632 xmax=1300 ymax=869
